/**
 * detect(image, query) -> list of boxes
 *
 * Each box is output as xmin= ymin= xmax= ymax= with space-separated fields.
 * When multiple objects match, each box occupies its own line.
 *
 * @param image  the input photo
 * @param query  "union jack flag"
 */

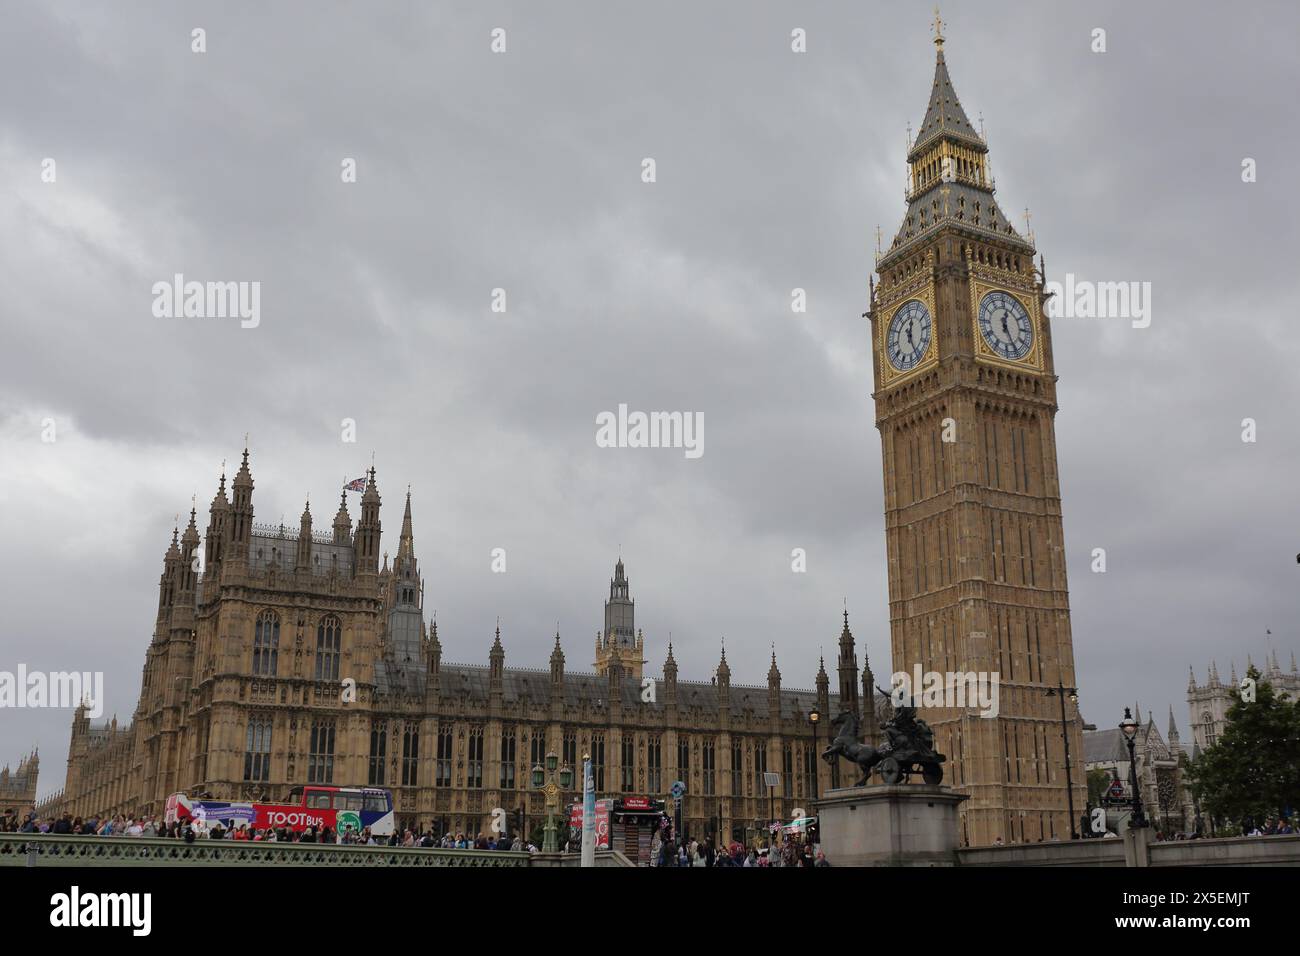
xmin=344 ymin=477 xmax=367 ymax=492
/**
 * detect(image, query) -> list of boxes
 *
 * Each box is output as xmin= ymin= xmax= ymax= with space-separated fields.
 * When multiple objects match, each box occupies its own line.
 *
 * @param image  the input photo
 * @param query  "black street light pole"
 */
xmin=1119 ymin=707 xmax=1149 ymax=829
xmin=1046 ymin=681 xmax=1079 ymax=839
xmin=809 ymin=708 xmax=822 ymax=802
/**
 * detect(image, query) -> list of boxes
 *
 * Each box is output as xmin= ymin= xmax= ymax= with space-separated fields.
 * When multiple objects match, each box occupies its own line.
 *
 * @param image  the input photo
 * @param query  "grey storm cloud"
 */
xmin=1 ymin=0 xmax=1298 ymax=794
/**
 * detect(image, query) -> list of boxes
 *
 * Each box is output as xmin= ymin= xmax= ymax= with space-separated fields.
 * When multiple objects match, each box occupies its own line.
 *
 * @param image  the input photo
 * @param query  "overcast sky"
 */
xmin=2 ymin=1 xmax=1297 ymax=798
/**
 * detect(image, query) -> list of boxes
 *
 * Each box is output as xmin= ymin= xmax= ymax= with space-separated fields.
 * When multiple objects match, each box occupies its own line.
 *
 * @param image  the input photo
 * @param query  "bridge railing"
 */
xmin=0 ymin=833 xmax=531 ymax=867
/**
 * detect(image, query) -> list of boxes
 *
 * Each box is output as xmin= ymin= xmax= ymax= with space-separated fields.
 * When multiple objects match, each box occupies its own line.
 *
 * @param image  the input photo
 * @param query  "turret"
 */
xmin=663 ymin=642 xmax=678 ymax=706
xmin=815 ymin=654 xmax=830 ymax=715
xmin=204 ymin=471 xmax=229 ymax=572
xmin=155 ymin=523 xmax=181 ymax=630
xmin=426 ymin=616 xmax=441 ymax=678
xmin=549 ymin=630 xmax=565 ymax=718
xmin=837 ymin=608 xmax=860 ymax=719
xmin=716 ymin=641 xmax=731 ymax=695
xmin=296 ymin=500 xmax=312 ymax=571
xmin=332 ymin=489 xmax=351 ymax=545
xmin=1167 ymin=706 xmax=1183 ymax=757
xmin=354 ymin=467 xmax=382 ymax=575
xmin=229 ymin=445 xmax=255 ymax=556
xmin=489 ymin=624 xmax=505 ymax=684
xmin=179 ymin=506 xmax=200 ymax=597
xmin=767 ymin=646 xmax=782 ymax=718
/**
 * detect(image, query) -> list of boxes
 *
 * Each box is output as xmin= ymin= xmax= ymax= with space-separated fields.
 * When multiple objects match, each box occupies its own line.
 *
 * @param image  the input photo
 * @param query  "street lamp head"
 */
xmin=546 ymin=751 xmax=558 ymax=772
xmin=1068 ymin=688 xmax=1079 ymax=703
xmin=1120 ymin=707 xmax=1137 ymax=739
xmin=809 ymin=708 xmax=820 ymax=724
xmin=531 ymin=764 xmax=544 ymax=788
xmin=559 ymin=766 xmax=573 ymax=789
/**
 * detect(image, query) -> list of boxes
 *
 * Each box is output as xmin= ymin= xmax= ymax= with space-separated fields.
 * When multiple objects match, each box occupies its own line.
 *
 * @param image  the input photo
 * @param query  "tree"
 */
xmin=1187 ymin=667 xmax=1300 ymax=830
xmin=1086 ymin=768 xmax=1112 ymax=806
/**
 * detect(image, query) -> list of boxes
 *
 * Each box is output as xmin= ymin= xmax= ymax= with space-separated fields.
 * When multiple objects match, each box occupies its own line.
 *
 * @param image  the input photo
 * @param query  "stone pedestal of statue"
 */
xmin=814 ymin=784 xmax=968 ymax=866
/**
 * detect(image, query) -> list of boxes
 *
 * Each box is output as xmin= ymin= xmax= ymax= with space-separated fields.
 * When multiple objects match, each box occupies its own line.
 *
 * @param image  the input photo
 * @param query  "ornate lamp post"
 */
xmin=531 ymin=751 xmax=573 ymax=853
xmin=808 ymin=708 xmax=822 ymax=801
xmin=1119 ymin=708 xmax=1148 ymax=828
xmin=1045 ymin=681 xmax=1079 ymax=838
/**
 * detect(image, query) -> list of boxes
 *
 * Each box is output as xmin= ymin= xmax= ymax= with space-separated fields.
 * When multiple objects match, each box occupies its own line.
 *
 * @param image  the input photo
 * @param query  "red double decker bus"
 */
xmin=165 ymin=785 xmax=395 ymax=837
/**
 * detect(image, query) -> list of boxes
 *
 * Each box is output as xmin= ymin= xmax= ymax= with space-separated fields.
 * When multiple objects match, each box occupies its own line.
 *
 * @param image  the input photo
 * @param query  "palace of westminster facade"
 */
xmin=38 ymin=452 xmax=887 ymax=842
xmin=24 ymin=23 xmax=1112 ymax=846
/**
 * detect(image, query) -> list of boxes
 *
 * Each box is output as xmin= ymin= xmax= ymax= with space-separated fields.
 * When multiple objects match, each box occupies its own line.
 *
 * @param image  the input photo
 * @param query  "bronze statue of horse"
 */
xmin=820 ymin=710 xmax=881 ymax=787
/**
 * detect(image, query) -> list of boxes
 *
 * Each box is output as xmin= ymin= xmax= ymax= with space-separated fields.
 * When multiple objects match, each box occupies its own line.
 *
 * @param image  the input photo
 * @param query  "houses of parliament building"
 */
xmin=43 ymin=449 xmax=886 ymax=843
xmin=36 ymin=19 xmax=1088 ymax=849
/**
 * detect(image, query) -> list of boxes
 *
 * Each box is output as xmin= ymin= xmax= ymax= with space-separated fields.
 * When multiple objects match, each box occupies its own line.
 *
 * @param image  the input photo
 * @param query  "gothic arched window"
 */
xmin=253 ymin=610 xmax=280 ymax=676
xmin=1202 ymin=711 xmax=1215 ymax=747
xmin=315 ymin=615 xmax=342 ymax=681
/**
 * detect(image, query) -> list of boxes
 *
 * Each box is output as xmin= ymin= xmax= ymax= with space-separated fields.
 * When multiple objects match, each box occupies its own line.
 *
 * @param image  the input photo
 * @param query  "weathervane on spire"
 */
xmin=932 ymin=6 xmax=945 ymax=48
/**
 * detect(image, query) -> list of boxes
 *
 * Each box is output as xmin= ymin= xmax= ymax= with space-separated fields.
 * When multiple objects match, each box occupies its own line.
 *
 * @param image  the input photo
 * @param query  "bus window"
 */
xmin=363 ymin=793 xmax=388 ymax=813
xmin=337 ymin=793 xmax=364 ymax=812
xmin=306 ymin=790 xmax=332 ymax=809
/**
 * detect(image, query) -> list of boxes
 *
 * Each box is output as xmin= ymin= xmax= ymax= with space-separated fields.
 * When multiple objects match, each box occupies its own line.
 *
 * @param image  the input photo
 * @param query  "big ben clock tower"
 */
xmin=867 ymin=15 xmax=1086 ymax=846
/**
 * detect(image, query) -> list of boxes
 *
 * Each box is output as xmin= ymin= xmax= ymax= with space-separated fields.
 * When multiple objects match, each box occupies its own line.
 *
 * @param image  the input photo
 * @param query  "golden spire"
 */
xmin=932 ymin=6 xmax=945 ymax=48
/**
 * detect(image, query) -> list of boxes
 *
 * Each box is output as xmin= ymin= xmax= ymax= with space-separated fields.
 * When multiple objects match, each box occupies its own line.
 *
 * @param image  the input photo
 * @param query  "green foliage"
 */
xmin=1087 ymin=768 xmax=1112 ymax=805
xmin=1186 ymin=668 xmax=1300 ymax=829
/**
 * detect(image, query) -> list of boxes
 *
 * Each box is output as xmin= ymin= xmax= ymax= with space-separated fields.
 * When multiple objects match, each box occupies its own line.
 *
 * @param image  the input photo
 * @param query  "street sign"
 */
xmin=671 ymin=780 xmax=685 ymax=799
xmin=1108 ymin=780 xmax=1125 ymax=800
xmin=763 ymin=772 xmax=780 ymax=788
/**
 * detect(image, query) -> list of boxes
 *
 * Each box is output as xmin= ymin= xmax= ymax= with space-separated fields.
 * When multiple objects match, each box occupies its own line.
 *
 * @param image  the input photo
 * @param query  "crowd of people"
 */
xmin=0 ymin=808 xmax=539 ymax=849
xmin=3 ymin=805 xmax=830 ymax=864
xmin=645 ymin=831 xmax=828 ymax=867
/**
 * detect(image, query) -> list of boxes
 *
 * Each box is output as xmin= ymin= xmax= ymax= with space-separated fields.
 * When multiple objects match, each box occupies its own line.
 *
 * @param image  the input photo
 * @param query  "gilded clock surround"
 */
xmin=968 ymin=268 xmax=1043 ymax=372
xmin=876 ymin=269 xmax=937 ymax=389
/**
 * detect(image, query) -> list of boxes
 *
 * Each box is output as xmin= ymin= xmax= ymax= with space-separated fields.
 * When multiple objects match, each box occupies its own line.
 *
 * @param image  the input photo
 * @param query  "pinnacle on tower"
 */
xmin=398 ymin=489 xmax=414 ymax=561
xmin=881 ymin=18 xmax=1032 ymax=268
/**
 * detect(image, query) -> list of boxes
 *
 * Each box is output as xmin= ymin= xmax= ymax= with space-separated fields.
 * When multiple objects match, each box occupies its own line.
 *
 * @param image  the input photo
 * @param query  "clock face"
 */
xmin=886 ymin=300 xmax=933 ymax=371
xmin=978 ymin=291 xmax=1033 ymax=361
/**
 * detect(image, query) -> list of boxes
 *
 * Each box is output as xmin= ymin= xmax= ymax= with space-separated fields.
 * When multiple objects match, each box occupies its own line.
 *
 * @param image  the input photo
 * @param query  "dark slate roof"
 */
xmin=377 ymin=661 xmax=889 ymax=723
xmin=909 ymin=50 xmax=985 ymax=158
xmin=1083 ymin=728 xmax=1129 ymax=765
xmin=883 ymin=180 xmax=1032 ymax=267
